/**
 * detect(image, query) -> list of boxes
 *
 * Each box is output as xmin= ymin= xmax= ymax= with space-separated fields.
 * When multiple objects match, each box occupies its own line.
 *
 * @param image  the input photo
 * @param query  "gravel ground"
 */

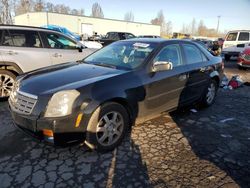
xmin=0 ymin=60 xmax=249 ymax=188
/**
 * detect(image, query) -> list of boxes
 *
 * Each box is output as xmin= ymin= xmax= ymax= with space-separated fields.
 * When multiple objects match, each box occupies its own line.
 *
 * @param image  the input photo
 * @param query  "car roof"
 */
xmin=0 ymin=24 xmax=58 ymax=32
xmin=124 ymin=38 xmax=189 ymax=44
xmin=227 ymin=30 xmax=250 ymax=33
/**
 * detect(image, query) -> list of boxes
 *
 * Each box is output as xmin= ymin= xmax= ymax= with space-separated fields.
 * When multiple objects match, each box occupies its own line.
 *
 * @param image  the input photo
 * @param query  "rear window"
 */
xmin=226 ymin=32 xmax=238 ymax=41
xmin=183 ymin=44 xmax=204 ymax=64
xmin=7 ymin=30 xmax=42 ymax=48
xmin=238 ymin=32 xmax=249 ymax=41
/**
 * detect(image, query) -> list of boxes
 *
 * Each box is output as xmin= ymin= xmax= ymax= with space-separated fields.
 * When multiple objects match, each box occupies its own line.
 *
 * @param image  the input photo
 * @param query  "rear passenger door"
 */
xmin=41 ymin=32 xmax=83 ymax=65
xmin=0 ymin=29 xmax=51 ymax=73
xmin=180 ymin=43 xmax=210 ymax=103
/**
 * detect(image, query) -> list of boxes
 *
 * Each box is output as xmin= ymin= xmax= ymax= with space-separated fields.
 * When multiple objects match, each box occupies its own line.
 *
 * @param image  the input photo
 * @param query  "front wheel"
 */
xmin=0 ymin=70 xmax=16 ymax=99
xmin=85 ymin=102 xmax=129 ymax=152
xmin=200 ymin=80 xmax=218 ymax=107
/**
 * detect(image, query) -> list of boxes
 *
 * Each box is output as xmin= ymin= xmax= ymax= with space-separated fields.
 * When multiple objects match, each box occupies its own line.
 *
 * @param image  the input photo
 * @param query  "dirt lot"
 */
xmin=0 ymin=59 xmax=250 ymax=188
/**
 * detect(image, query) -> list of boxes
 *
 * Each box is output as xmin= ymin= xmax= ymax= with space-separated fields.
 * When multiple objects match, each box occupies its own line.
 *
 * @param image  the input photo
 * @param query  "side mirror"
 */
xmin=76 ymin=44 xmax=86 ymax=52
xmin=152 ymin=61 xmax=173 ymax=72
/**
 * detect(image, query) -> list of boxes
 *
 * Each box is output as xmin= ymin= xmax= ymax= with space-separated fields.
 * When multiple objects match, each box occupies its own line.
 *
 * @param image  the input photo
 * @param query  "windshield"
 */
xmin=84 ymin=41 xmax=157 ymax=70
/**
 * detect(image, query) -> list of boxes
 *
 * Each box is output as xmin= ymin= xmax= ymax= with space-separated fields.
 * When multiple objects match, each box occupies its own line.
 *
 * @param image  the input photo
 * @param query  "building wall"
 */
xmin=14 ymin=12 xmax=161 ymax=36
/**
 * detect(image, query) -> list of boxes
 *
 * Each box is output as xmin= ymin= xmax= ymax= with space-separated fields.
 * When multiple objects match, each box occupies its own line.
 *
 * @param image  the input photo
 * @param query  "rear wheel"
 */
xmin=0 ymin=70 xmax=16 ymax=99
xmin=200 ymin=79 xmax=218 ymax=107
xmin=85 ymin=102 xmax=129 ymax=152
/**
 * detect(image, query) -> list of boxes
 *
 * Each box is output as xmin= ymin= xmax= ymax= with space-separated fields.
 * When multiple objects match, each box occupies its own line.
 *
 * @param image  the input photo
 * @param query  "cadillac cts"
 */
xmin=9 ymin=39 xmax=223 ymax=151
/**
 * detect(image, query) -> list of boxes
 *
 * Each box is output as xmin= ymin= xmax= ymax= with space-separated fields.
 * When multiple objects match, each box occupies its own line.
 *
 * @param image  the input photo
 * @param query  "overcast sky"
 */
xmin=48 ymin=0 xmax=250 ymax=32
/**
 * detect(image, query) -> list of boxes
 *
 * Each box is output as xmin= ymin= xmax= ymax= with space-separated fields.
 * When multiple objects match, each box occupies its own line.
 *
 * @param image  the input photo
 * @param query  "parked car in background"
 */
xmin=222 ymin=30 xmax=250 ymax=61
xmin=42 ymin=25 xmax=102 ymax=49
xmin=42 ymin=24 xmax=81 ymax=41
xmin=0 ymin=25 xmax=95 ymax=98
xmin=9 ymin=39 xmax=223 ymax=151
xmin=137 ymin=35 xmax=161 ymax=38
xmin=238 ymin=46 xmax=250 ymax=69
xmin=91 ymin=31 xmax=136 ymax=46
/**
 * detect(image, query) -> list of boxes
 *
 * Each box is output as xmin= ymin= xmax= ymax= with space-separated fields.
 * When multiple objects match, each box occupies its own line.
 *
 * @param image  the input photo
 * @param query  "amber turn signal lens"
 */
xmin=43 ymin=129 xmax=54 ymax=137
xmin=75 ymin=113 xmax=83 ymax=128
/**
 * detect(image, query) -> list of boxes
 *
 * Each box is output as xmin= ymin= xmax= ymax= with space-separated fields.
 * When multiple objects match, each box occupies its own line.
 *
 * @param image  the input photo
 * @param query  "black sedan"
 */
xmin=9 ymin=39 xmax=224 ymax=151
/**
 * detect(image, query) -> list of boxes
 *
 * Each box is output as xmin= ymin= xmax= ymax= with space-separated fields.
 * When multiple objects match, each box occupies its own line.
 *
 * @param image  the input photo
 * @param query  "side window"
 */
xmin=183 ymin=44 xmax=203 ymax=64
xmin=8 ymin=30 xmax=42 ymax=48
xmin=125 ymin=33 xmax=135 ymax=39
xmin=0 ymin=30 xmax=3 ymax=45
xmin=238 ymin=32 xmax=249 ymax=41
xmin=46 ymin=33 xmax=77 ymax=49
xmin=2 ymin=30 xmax=14 ymax=46
xmin=226 ymin=32 xmax=238 ymax=41
xmin=154 ymin=44 xmax=182 ymax=67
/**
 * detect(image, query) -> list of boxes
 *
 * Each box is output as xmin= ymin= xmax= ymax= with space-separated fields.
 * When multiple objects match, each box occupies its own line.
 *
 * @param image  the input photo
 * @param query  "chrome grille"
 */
xmin=244 ymin=54 xmax=250 ymax=61
xmin=9 ymin=90 xmax=37 ymax=115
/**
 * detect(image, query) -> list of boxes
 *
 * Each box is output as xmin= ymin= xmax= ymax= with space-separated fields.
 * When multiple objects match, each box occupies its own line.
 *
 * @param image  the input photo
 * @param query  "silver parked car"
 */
xmin=0 ymin=25 xmax=96 ymax=98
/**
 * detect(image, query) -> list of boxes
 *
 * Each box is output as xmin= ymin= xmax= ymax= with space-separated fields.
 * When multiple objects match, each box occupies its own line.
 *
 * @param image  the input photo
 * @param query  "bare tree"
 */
xmin=34 ymin=0 xmax=45 ymax=12
xmin=0 ymin=0 xmax=13 ymax=24
xmin=197 ymin=20 xmax=207 ymax=36
xmin=191 ymin=18 xmax=196 ymax=35
xmin=165 ymin=21 xmax=172 ymax=35
xmin=151 ymin=10 xmax=174 ymax=36
xmin=124 ymin=11 xmax=134 ymax=22
xmin=46 ymin=2 xmax=54 ymax=12
xmin=15 ymin=0 xmax=34 ymax=15
xmin=71 ymin=9 xmax=78 ymax=15
xmin=91 ymin=2 xmax=104 ymax=18
xmin=78 ymin=8 xmax=84 ymax=16
xmin=53 ymin=4 xmax=70 ymax=14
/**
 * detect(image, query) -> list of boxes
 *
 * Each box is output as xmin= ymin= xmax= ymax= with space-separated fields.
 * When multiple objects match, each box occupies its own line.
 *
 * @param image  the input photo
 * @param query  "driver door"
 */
xmin=143 ymin=43 xmax=188 ymax=118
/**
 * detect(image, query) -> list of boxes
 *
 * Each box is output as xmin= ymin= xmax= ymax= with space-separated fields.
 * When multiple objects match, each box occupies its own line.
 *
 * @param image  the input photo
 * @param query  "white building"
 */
xmin=15 ymin=12 xmax=161 ymax=37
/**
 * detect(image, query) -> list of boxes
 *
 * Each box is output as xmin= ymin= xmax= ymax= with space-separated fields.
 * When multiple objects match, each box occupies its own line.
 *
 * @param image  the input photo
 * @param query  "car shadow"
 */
xmin=169 ymin=103 xmax=250 ymax=187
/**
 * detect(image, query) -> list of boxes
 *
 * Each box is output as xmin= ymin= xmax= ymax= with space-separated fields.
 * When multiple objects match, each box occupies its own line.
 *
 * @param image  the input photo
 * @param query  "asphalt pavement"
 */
xmin=0 ymin=59 xmax=249 ymax=188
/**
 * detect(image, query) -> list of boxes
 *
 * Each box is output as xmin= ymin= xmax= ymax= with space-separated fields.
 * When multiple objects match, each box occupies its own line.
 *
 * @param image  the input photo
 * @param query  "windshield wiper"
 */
xmin=93 ymin=63 xmax=117 ymax=69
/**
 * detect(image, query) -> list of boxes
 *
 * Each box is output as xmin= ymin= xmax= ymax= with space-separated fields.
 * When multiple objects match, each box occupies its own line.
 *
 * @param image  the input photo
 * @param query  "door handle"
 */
xmin=200 ymin=67 xmax=206 ymax=72
xmin=53 ymin=53 xmax=62 ymax=57
xmin=6 ymin=51 xmax=18 ymax=55
xmin=179 ymin=74 xmax=187 ymax=81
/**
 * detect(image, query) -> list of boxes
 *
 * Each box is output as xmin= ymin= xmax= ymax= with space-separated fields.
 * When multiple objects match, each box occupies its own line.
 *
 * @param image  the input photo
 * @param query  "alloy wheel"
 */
xmin=0 ymin=73 xmax=15 ymax=97
xmin=206 ymin=82 xmax=216 ymax=104
xmin=96 ymin=111 xmax=124 ymax=146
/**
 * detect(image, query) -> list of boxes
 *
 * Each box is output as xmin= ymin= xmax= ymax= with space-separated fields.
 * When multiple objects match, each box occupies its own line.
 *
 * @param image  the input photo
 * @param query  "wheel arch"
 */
xmin=210 ymin=71 xmax=220 ymax=87
xmin=101 ymin=97 xmax=135 ymax=126
xmin=0 ymin=61 xmax=23 ymax=76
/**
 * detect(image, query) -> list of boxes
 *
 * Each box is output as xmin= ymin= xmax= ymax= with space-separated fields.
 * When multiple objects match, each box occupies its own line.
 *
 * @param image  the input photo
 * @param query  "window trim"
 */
xmin=152 ymin=43 xmax=184 ymax=68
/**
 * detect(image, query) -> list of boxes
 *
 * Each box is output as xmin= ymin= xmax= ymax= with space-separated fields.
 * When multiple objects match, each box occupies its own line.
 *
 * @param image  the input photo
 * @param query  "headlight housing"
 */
xmin=44 ymin=90 xmax=80 ymax=117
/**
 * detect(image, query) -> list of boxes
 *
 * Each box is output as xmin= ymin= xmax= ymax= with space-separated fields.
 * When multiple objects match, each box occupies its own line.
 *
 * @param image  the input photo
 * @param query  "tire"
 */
xmin=85 ymin=102 xmax=129 ymax=152
xmin=0 ymin=70 xmax=16 ymax=99
xmin=238 ymin=65 xmax=243 ymax=70
xmin=224 ymin=54 xmax=231 ymax=61
xmin=200 ymin=79 xmax=218 ymax=107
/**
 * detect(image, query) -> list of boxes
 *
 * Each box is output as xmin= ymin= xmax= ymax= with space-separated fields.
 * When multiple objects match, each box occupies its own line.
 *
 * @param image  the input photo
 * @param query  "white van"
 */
xmin=222 ymin=30 xmax=250 ymax=61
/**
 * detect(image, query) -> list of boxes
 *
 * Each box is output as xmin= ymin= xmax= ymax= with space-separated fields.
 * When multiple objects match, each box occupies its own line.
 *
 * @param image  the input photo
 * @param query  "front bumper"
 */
xmin=10 ymin=109 xmax=86 ymax=145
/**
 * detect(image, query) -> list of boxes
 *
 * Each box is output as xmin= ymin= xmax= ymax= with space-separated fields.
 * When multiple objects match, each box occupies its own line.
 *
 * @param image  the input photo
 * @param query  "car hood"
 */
xmin=18 ymin=62 xmax=126 ymax=96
